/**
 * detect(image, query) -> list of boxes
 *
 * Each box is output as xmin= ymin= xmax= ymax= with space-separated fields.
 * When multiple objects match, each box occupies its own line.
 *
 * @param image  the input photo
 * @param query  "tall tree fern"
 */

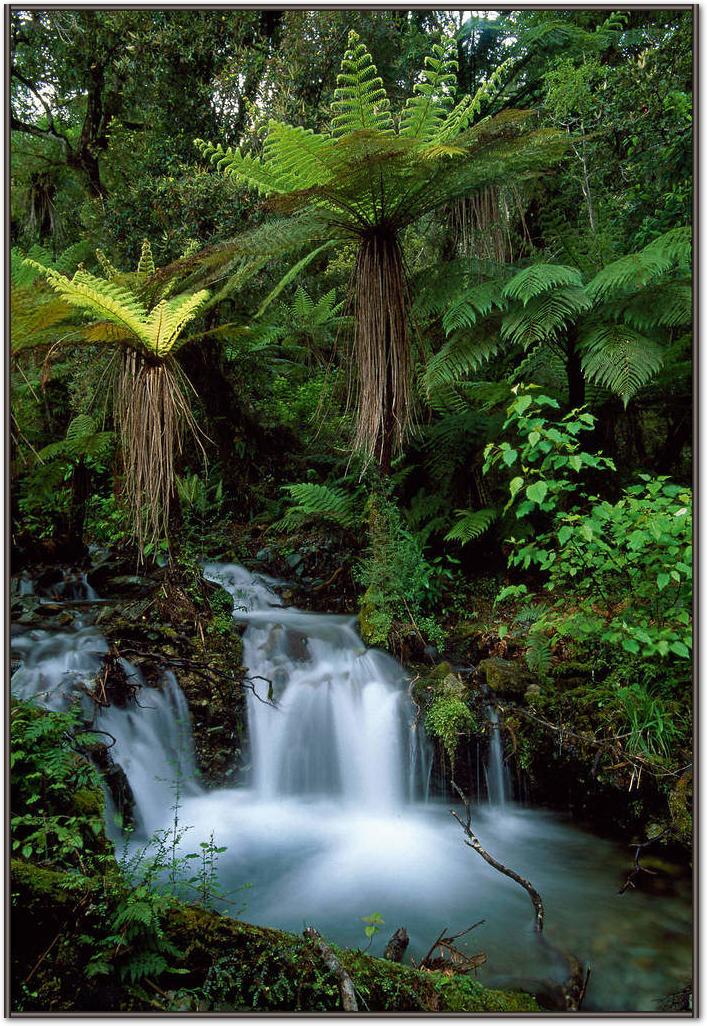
xmin=23 ymin=241 xmax=209 ymax=552
xmin=196 ymin=31 xmax=568 ymax=471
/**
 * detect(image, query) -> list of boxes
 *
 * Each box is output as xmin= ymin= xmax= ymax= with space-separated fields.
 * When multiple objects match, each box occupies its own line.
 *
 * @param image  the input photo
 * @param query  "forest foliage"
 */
xmin=11 ymin=7 xmax=692 ymax=781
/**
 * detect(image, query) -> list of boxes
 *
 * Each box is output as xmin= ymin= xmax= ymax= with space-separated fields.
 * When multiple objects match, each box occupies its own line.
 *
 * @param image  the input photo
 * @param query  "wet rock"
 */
xmin=477 ymin=657 xmax=533 ymax=699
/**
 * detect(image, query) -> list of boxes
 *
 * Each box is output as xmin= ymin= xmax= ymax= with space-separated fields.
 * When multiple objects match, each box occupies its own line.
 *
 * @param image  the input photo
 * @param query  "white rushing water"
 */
xmin=10 ymin=563 xmax=693 ymax=1011
xmin=203 ymin=562 xmax=430 ymax=807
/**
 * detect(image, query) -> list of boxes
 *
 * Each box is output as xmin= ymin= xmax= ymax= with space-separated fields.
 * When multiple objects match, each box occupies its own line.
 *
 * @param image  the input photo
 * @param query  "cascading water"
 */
xmin=10 ymin=577 xmax=200 ymax=835
xmin=10 ymin=563 xmax=693 ymax=1011
xmin=483 ymin=690 xmax=512 ymax=806
xmin=203 ymin=563 xmax=429 ymax=807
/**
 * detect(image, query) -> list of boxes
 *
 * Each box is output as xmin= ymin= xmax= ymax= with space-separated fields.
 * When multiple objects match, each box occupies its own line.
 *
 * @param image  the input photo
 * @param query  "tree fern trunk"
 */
xmin=353 ymin=228 xmax=412 ymax=472
xmin=565 ymin=325 xmax=585 ymax=409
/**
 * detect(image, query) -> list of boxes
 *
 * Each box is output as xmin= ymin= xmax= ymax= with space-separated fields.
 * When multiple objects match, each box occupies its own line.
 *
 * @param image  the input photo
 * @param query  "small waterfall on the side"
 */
xmin=10 ymin=582 xmax=200 ymax=835
xmin=482 ymin=687 xmax=511 ymax=806
xmin=203 ymin=563 xmax=431 ymax=808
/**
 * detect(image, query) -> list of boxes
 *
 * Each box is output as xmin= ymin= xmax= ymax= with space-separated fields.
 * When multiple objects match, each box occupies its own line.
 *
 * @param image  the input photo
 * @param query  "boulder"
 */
xmin=477 ymin=657 xmax=534 ymax=700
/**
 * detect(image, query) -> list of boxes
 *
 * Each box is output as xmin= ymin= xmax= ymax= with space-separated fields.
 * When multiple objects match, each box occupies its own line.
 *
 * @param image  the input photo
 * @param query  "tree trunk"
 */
xmin=354 ymin=229 xmax=411 ymax=473
xmin=565 ymin=324 xmax=585 ymax=409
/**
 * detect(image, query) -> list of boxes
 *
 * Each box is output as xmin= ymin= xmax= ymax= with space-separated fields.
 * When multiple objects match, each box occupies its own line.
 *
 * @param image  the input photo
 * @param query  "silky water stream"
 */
xmin=11 ymin=564 xmax=692 ymax=1011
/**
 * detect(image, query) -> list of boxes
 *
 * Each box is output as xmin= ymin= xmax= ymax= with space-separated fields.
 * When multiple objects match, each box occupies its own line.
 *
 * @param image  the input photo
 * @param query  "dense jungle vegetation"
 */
xmin=10 ymin=7 xmax=693 ymax=1015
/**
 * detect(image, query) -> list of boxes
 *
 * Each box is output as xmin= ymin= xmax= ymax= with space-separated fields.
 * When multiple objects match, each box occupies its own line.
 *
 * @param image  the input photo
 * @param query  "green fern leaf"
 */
xmin=580 ymin=323 xmax=664 ymax=405
xmin=502 ymin=264 xmax=584 ymax=305
xmin=400 ymin=39 xmax=458 ymax=141
xmin=445 ymin=507 xmax=497 ymax=544
xmin=331 ymin=31 xmax=393 ymax=137
xmin=278 ymin=483 xmax=357 ymax=530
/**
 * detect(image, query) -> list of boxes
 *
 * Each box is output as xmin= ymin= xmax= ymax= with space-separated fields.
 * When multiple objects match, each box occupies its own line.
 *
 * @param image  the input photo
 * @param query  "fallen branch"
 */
xmin=303 ymin=927 xmax=358 ymax=1011
xmin=312 ymin=565 xmax=343 ymax=592
xmin=450 ymin=781 xmax=544 ymax=933
xmin=618 ymin=828 xmax=670 ymax=895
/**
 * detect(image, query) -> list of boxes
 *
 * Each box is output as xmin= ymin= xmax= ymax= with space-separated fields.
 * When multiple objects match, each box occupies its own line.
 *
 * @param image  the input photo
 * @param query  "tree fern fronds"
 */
xmin=620 ymin=281 xmax=692 ymax=331
xmin=277 ymin=482 xmax=358 ymax=531
xmin=194 ymin=139 xmax=290 ymax=196
xmin=146 ymin=291 xmax=210 ymax=356
xmin=38 ymin=414 xmax=114 ymax=463
xmin=137 ymin=239 xmax=155 ymax=277
xmin=400 ymin=38 xmax=458 ymax=141
xmin=580 ymin=324 xmax=664 ymax=405
xmin=434 ymin=57 xmax=516 ymax=143
xmin=26 ymin=262 xmax=151 ymax=346
xmin=586 ymin=226 xmax=691 ymax=301
xmin=502 ymin=263 xmax=584 ymax=305
xmin=425 ymin=331 xmax=503 ymax=394
xmin=331 ymin=30 xmax=393 ymax=137
xmin=445 ymin=507 xmax=497 ymax=544
xmin=441 ymin=281 xmax=507 ymax=333
xmin=263 ymin=121 xmax=335 ymax=189
xmin=501 ymin=286 xmax=592 ymax=347
xmin=96 ymin=249 xmax=120 ymax=280
xmin=255 ymin=242 xmax=336 ymax=318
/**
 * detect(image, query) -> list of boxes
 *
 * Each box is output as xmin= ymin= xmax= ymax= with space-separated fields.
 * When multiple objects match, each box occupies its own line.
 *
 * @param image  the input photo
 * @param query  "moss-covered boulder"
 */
xmin=11 ymin=859 xmax=538 ymax=1013
xmin=478 ymin=656 xmax=534 ymax=700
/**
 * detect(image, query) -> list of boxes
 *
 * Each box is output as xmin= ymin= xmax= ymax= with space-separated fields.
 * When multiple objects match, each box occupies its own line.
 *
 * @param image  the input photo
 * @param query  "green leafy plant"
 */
xmin=197 ymin=31 xmax=567 ymax=469
xmin=24 ymin=240 xmax=210 ymax=552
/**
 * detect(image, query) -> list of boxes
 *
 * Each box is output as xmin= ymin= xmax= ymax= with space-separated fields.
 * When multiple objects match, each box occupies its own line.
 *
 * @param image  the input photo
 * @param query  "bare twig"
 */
xmin=303 ymin=927 xmax=358 ymax=1012
xmin=450 ymin=781 xmax=544 ymax=933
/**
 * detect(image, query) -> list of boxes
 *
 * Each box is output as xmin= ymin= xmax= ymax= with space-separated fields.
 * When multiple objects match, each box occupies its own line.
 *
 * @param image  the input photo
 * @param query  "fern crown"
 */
xmin=195 ymin=33 xmax=568 ymax=238
xmin=23 ymin=240 xmax=209 ymax=359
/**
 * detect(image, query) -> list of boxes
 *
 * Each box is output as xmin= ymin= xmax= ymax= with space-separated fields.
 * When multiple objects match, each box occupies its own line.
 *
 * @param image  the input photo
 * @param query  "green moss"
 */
xmin=425 ymin=696 xmax=477 ymax=767
xmin=11 ymin=862 xmax=539 ymax=1013
xmin=73 ymin=786 xmax=105 ymax=817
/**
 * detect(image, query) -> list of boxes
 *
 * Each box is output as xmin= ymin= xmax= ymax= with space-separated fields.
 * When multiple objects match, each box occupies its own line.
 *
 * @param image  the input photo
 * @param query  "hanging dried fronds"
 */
xmin=114 ymin=352 xmax=205 ymax=552
xmin=352 ymin=229 xmax=413 ymax=471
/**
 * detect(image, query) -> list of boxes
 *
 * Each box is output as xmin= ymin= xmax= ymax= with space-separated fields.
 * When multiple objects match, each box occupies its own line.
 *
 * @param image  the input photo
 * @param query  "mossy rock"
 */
xmin=73 ymin=786 xmax=105 ymax=817
xmin=478 ymin=656 xmax=534 ymax=699
xmin=11 ymin=860 xmax=538 ymax=1013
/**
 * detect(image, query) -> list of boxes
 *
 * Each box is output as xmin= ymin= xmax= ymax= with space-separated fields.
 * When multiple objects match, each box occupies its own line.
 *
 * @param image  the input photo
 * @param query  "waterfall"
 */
xmin=204 ymin=563 xmax=430 ymax=809
xmin=482 ymin=688 xmax=511 ymax=806
xmin=10 ymin=581 xmax=200 ymax=834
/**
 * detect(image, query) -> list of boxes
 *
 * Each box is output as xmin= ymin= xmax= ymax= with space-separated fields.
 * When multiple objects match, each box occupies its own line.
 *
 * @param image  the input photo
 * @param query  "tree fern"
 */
xmin=37 ymin=414 xmax=113 ymax=463
xmin=502 ymin=263 xmax=584 ymax=305
xmin=23 ymin=245 xmax=210 ymax=552
xmin=501 ymin=286 xmax=592 ymax=347
xmin=196 ymin=30 xmax=568 ymax=468
xmin=580 ymin=323 xmax=664 ymax=406
xmin=445 ymin=507 xmax=498 ymax=544
xmin=586 ymin=227 xmax=691 ymax=301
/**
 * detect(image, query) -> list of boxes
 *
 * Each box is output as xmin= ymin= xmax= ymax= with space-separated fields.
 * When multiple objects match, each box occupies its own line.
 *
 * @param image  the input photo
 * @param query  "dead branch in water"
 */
xmin=303 ymin=927 xmax=358 ymax=1012
xmin=618 ymin=828 xmax=670 ymax=894
xmin=450 ymin=781 xmax=544 ymax=932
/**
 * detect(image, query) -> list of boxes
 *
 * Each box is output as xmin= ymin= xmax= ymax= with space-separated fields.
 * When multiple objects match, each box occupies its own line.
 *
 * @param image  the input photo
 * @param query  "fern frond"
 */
xmin=445 ymin=507 xmax=497 ymax=544
xmin=587 ymin=227 xmax=691 ymax=301
xmin=501 ymin=287 xmax=592 ymax=347
xmin=425 ymin=330 xmax=503 ymax=393
xmin=277 ymin=483 xmax=357 ymax=531
xmin=331 ymin=30 xmax=393 ymax=137
xmin=502 ymin=263 xmax=584 ymax=305
xmin=194 ymin=139 xmax=289 ymax=196
xmin=26 ymin=262 xmax=151 ymax=346
xmin=620 ymin=281 xmax=692 ymax=331
xmin=146 ymin=291 xmax=210 ymax=356
xmin=137 ymin=239 xmax=155 ymax=277
xmin=400 ymin=39 xmax=458 ymax=142
xmin=263 ymin=121 xmax=335 ymax=189
xmin=441 ymin=281 xmax=507 ymax=333
xmin=580 ymin=323 xmax=664 ymax=405
xmin=434 ymin=58 xmax=516 ymax=143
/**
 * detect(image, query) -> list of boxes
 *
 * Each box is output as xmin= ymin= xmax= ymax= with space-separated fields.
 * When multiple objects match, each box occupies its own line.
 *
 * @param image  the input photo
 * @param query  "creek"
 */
xmin=11 ymin=562 xmax=692 ymax=1012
